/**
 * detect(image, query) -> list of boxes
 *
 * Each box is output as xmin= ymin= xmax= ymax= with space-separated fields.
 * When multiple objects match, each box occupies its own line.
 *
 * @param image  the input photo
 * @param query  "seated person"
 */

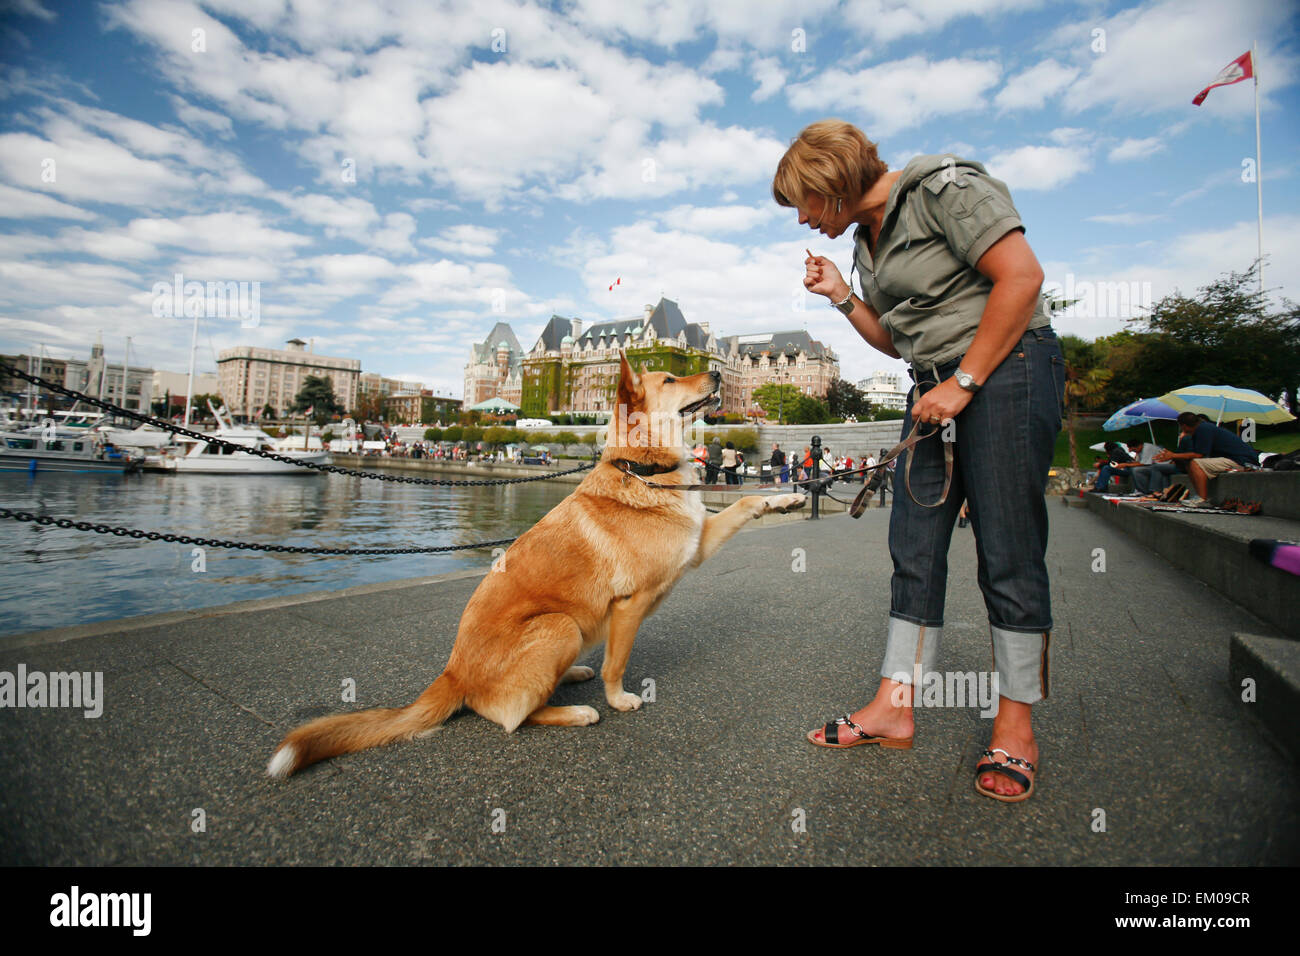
xmin=1117 ymin=437 xmax=1166 ymax=494
xmin=1152 ymin=412 xmax=1258 ymax=504
xmin=1092 ymin=441 xmax=1134 ymax=492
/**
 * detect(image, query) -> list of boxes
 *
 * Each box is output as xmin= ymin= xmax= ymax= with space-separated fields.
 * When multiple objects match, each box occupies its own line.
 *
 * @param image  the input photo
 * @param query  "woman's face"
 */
xmin=795 ymin=193 xmax=846 ymax=239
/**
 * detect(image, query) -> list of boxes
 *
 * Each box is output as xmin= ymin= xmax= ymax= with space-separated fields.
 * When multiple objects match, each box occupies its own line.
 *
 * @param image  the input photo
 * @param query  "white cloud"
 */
xmin=1086 ymin=212 xmax=1167 ymax=225
xmin=986 ymin=144 xmax=1092 ymax=191
xmin=0 ymin=183 xmax=94 ymax=221
xmin=1109 ymin=136 xmax=1166 ymax=162
xmin=1058 ymin=0 xmax=1298 ymax=119
xmin=750 ymin=56 xmax=785 ymax=102
xmin=787 ymin=57 xmax=1002 ymax=137
xmin=660 ymin=204 xmax=774 ymax=234
xmin=994 ymin=60 xmax=1079 ymax=111
xmin=169 ymin=96 xmax=235 ymax=139
xmin=420 ymin=224 xmax=500 ymax=258
xmin=842 ymin=0 xmax=1046 ymax=44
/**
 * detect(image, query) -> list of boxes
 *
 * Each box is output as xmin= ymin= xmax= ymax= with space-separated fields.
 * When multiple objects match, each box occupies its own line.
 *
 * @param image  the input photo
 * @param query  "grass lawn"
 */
xmin=1053 ymin=420 xmax=1299 ymax=467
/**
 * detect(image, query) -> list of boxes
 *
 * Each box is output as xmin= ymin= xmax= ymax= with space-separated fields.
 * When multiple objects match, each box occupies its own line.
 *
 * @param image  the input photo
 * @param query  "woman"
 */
xmin=721 ymin=441 xmax=739 ymax=485
xmin=773 ymin=119 xmax=1065 ymax=802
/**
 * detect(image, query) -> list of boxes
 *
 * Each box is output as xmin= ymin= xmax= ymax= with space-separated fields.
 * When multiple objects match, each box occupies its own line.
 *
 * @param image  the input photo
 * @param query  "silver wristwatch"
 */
xmin=832 ymin=290 xmax=854 ymax=316
xmin=954 ymin=367 xmax=980 ymax=392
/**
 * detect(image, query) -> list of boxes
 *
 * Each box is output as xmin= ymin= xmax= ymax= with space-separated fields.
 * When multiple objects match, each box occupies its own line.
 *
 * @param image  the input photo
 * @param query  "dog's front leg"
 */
xmin=691 ymin=493 xmax=805 ymax=566
xmin=603 ymin=592 xmax=656 ymax=711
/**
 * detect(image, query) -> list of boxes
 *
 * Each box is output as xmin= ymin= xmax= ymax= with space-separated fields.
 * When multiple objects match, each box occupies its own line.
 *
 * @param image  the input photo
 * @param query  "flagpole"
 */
xmin=1254 ymin=40 xmax=1263 ymax=297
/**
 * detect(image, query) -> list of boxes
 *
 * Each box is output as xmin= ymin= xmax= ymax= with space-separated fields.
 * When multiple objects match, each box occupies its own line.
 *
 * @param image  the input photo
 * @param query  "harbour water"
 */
xmin=0 ymin=470 xmax=573 ymax=638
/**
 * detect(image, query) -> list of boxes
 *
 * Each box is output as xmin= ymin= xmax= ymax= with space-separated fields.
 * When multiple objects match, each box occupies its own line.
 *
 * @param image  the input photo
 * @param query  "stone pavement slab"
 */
xmin=0 ymin=502 xmax=1296 ymax=865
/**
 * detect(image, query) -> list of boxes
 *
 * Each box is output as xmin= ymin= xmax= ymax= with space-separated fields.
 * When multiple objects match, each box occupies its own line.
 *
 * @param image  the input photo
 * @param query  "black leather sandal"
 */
xmin=807 ymin=714 xmax=913 ymax=750
xmin=974 ymin=748 xmax=1036 ymax=802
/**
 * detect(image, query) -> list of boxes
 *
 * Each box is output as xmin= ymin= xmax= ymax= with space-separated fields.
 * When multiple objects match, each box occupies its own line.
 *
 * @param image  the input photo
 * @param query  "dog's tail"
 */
xmin=266 ymin=673 xmax=463 ymax=778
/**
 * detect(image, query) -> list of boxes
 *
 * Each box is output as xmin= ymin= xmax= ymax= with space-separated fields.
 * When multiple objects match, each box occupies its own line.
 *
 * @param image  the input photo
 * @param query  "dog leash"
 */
xmin=610 ymin=418 xmax=952 ymax=516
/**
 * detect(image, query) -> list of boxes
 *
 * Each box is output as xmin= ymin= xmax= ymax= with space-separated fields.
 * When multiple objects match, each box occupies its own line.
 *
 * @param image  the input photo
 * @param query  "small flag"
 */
xmin=304 ymin=405 xmax=314 ymax=417
xmin=1193 ymin=50 xmax=1253 ymax=105
xmin=608 ymin=277 xmax=621 ymax=291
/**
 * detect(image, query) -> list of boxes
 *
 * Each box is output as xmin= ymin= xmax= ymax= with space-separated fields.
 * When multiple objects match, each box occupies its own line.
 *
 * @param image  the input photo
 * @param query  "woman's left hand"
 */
xmin=910 ymin=377 xmax=974 ymax=427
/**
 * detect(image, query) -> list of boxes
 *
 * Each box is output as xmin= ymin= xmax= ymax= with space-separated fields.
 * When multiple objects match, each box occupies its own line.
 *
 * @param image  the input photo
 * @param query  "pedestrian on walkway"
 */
xmin=779 ymin=118 xmax=1063 ymax=801
xmin=721 ymin=441 xmax=740 ymax=485
xmin=707 ymin=437 xmax=722 ymax=484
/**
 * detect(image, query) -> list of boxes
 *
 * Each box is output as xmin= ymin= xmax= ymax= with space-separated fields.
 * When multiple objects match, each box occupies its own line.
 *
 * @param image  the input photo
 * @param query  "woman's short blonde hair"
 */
xmin=772 ymin=119 xmax=888 ymax=210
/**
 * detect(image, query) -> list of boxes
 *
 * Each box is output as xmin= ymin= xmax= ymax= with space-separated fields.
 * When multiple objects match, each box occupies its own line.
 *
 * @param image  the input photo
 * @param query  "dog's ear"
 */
xmin=617 ymin=350 xmax=643 ymax=405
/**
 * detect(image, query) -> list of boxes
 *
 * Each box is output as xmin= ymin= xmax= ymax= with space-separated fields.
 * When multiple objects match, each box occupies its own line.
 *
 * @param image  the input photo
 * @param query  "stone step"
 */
xmin=1230 ymin=632 xmax=1300 ymax=763
xmin=1085 ymin=493 xmax=1300 ymax=640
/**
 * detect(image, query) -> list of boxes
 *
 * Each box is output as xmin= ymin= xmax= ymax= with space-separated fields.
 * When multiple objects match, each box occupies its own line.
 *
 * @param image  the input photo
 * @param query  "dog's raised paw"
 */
xmin=767 ymin=493 xmax=807 ymax=513
xmin=608 ymin=691 xmax=643 ymax=712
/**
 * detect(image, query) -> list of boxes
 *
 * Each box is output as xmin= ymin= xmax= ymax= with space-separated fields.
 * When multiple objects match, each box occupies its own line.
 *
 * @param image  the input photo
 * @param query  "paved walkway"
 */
xmin=1 ymin=501 xmax=1296 ymax=864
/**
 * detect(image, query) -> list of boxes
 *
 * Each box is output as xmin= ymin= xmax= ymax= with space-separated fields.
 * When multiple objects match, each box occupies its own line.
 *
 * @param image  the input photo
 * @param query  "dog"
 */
xmin=266 ymin=351 xmax=805 ymax=777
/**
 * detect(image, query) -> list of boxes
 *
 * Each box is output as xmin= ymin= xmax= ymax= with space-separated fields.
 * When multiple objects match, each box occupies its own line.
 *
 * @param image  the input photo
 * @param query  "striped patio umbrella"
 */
xmin=1102 ymin=397 xmax=1179 ymax=442
xmin=1157 ymin=385 xmax=1295 ymax=425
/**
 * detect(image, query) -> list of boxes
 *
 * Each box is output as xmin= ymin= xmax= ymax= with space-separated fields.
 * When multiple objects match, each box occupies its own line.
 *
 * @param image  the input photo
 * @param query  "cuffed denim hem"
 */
xmin=989 ymin=618 xmax=1054 ymax=635
xmin=881 ymin=616 xmax=942 ymax=687
xmin=886 ymin=610 xmax=945 ymax=629
xmin=991 ymin=625 xmax=1050 ymax=704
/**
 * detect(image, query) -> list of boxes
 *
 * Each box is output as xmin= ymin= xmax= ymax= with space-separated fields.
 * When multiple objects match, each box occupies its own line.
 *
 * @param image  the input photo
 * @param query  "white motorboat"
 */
xmin=163 ymin=403 xmax=330 ymax=475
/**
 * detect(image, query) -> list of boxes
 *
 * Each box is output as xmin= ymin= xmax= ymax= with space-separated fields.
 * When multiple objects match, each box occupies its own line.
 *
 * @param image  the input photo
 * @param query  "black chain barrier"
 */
xmin=0 ymin=507 xmax=517 ymax=555
xmin=0 ymin=361 xmax=594 ymax=487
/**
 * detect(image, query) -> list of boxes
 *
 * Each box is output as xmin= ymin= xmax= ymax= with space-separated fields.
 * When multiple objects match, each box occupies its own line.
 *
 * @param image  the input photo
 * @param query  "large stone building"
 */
xmin=62 ymin=339 xmax=154 ymax=413
xmin=727 ymin=330 xmax=838 ymax=415
xmin=521 ymin=299 xmax=743 ymax=417
xmin=516 ymin=298 xmax=839 ymax=419
xmin=382 ymin=391 xmax=462 ymax=426
xmin=152 ymin=369 xmax=220 ymax=410
xmin=464 ymin=322 xmax=523 ymax=408
xmin=217 ymin=338 xmax=360 ymax=419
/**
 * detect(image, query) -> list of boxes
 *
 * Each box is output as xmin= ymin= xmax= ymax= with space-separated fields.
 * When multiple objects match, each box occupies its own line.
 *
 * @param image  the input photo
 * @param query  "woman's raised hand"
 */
xmin=804 ymin=251 xmax=850 ymax=302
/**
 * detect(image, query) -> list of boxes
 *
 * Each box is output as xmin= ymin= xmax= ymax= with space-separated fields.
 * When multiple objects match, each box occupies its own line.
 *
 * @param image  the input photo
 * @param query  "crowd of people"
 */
xmin=360 ymin=438 xmax=549 ymax=465
xmin=689 ymin=437 xmax=895 ymax=488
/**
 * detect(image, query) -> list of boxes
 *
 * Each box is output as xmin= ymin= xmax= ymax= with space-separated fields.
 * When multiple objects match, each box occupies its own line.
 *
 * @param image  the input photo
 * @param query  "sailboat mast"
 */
xmin=183 ymin=313 xmax=199 ymax=428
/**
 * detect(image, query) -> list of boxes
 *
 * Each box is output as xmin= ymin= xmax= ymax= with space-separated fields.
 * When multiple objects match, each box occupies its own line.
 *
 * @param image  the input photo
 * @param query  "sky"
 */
xmin=1 ymin=0 xmax=1297 ymax=398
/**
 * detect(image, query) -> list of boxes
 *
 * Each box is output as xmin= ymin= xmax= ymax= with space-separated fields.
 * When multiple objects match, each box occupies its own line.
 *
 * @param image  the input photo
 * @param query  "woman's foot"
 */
xmin=807 ymin=678 xmax=915 ymax=745
xmin=976 ymin=700 xmax=1037 ymax=799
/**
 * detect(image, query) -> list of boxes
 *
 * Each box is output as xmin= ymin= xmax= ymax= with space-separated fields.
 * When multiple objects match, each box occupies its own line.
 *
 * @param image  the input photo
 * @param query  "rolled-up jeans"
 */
xmin=881 ymin=327 xmax=1065 ymax=705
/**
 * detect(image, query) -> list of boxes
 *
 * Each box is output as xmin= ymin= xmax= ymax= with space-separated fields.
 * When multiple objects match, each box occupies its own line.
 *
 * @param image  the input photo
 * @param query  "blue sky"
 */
xmin=1 ymin=0 xmax=1296 ymax=397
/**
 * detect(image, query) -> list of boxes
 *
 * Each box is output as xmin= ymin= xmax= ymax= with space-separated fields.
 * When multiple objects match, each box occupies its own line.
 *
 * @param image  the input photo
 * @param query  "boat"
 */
xmin=0 ymin=427 xmax=141 ymax=474
xmin=162 ymin=403 xmax=330 ymax=475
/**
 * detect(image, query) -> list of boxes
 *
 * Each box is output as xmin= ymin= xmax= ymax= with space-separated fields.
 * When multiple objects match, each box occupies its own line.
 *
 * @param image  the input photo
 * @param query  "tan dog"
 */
xmin=267 ymin=352 xmax=804 ymax=777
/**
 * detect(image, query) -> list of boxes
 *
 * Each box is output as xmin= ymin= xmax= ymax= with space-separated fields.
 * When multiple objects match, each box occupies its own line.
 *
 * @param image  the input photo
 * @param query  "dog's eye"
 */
xmin=664 ymin=376 xmax=676 ymax=383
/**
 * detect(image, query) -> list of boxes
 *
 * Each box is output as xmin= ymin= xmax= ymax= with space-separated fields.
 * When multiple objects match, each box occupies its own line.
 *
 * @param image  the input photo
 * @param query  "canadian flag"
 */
xmin=304 ymin=405 xmax=314 ymax=417
xmin=1193 ymin=51 xmax=1253 ymax=106
xmin=608 ymin=277 xmax=621 ymax=291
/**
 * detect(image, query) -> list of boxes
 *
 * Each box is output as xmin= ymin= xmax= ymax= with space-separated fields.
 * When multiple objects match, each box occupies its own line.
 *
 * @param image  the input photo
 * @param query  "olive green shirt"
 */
xmin=852 ymin=154 xmax=1050 ymax=371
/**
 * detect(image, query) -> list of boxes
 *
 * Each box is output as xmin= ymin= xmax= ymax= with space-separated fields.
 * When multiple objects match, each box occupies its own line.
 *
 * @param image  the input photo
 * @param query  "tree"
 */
xmin=752 ymin=383 xmax=803 ymax=423
xmin=292 ymin=375 xmax=344 ymax=426
xmin=1060 ymin=335 xmax=1113 ymax=475
xmin=825 ymin=378 xmax=872 ymax=420
xmin=260 ymin=402 xmax=277 ymax=421
xmin=352 ymin=390 xmax=383 ymax=423
xmin=1106 ymin=264 xmax=1299 ymax=415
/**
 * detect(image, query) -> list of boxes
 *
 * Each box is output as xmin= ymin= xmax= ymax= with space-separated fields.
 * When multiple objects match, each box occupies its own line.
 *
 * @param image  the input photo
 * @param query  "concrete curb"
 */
xmin=1230 ymin=632 xmax=1300 ymax=763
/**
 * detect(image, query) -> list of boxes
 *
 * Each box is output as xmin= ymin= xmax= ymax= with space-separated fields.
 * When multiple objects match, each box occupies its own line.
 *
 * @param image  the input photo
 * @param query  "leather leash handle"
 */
xmin=849 ymin=420 xmax=953 ymax=518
